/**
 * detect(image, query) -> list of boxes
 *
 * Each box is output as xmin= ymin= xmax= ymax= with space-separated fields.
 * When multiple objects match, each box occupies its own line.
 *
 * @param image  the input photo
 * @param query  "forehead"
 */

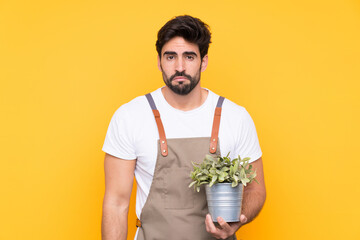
xmin=161 ymin=36 xmax=200 ymax=55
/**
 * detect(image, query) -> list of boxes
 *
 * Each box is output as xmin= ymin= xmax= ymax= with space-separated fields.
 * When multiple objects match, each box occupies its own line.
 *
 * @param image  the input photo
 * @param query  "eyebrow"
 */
xmin=183 ymin=51 xmax=197 ymax=57
xmin=163 ymin=51 xmax=177 ymax=56
xmin=163 ymin=51 xmax=198 ymax=57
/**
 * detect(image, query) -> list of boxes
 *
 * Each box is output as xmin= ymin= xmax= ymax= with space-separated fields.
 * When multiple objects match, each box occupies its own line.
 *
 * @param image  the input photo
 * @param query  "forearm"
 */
xmin=101 ymin=203 xmax=129 ymax=240
xmin=241 ymin=188 xmax=266 ymax=224
xmin=102 ymin=154 xmax=136 ymax=240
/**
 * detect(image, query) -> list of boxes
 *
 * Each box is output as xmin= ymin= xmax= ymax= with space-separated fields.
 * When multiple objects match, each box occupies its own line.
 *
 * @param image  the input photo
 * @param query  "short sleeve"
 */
xmin=102 ymin=107 xmax=137 ymax=160
xmin=236 ymin=108 xmax=262 ymax=163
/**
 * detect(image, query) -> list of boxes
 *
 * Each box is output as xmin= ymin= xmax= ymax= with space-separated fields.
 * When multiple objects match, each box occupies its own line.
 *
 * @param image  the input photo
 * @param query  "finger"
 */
xmin=205 ymin=214 xmax=218 ymax=234
xmin=206 ymin=214 xmax=222 ymax=238
xmin=217 ymin=216 xmax=232 ymax=233
xmin=240 ymin=214 xmax=248 ymax=224
xmin=205 ymin=214 xmax=210 ymax=232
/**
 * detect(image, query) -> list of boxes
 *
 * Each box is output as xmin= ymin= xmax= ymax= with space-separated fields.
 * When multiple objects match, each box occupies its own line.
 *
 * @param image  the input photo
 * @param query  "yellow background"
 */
xmin=1 ymin=0 xmax=359 ymax=239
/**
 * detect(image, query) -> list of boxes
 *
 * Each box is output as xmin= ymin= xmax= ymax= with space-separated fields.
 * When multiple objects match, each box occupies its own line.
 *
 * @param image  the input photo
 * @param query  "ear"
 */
xmin=157 ymin=55 xmax=162 ymax=72
xmin=200 ymin=55 xmax=208 ymax=72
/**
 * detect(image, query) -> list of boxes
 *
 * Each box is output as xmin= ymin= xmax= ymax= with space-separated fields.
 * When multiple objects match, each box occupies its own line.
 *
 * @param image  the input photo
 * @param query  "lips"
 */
xmin=173 ymin=76 xmax=188 ymax=81
xmin=169 ymin=71 xmax=192 ymax=82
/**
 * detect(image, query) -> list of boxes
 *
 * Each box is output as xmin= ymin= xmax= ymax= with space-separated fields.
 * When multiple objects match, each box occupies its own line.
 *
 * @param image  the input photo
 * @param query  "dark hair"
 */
xmin=156 ymin=15 xmax=212 ymax=59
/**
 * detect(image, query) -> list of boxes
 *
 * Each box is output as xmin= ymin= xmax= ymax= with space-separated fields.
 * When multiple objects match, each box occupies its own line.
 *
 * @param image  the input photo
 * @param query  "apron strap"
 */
xmin=145 ymin=93 xmax=168 ymax=157
xmin=136 ymin=218 xmax=142 ymax=228
xmin=145 ymin=93 xmax=224 ymax=156
xmin=210 ymin=96 xmax=225 ymax=153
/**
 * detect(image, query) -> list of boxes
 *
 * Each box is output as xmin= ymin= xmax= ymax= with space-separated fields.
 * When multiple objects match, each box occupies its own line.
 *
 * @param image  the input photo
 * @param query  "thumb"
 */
xmin=240 ymin=214 xmax=248 ymax=224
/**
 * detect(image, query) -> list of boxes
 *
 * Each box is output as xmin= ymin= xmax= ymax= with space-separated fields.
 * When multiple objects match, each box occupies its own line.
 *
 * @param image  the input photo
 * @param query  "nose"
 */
xmin=175 ymin=57 xmax=185 ymax=72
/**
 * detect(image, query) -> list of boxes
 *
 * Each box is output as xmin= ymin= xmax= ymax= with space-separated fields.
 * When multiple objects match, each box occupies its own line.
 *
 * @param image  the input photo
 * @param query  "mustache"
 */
xmin=169 ymin=71 xmax=192 ymax=82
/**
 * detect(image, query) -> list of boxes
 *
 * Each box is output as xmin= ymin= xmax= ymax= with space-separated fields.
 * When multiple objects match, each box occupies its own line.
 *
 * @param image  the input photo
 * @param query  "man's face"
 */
xmin=158 ymin=36 xmax=208 ymax=95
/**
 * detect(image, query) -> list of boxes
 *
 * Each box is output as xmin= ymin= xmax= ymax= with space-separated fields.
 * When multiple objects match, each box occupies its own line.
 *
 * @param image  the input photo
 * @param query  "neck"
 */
xmin=161 ymin=84 xmax=208 ymax=111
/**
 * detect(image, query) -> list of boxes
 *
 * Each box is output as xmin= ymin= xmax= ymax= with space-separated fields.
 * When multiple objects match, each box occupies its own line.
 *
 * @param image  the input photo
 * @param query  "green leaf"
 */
xmin=209 ymin=175 xmax=218 ymax=187
xmin=234 ymin=159 xmax=239 ymax=171
xmin=241 ymin=177 xmax=250 ymax=186
xmin=198 ymin=175 xmax=208 ymax=181
xmin=218 ymin=171 xmax=228 ymax=182
xmin=202 ymin=169 xmax=209 ymax=175
xmin=188 ymin=181 xmax=197 ymax=188
xmin=221 ymin=166 xmax=229 ymax=172
xmin=233 ymin=175 xmax=239 ymax=183
xmin=249 ymin=171 xmax=257 ymax=180
xmin=199 ymin=181 xmax=209 ymax=185
xmin=229 ymin=165 xmax=234 ymax=175
xmin=205 ymin=154 xmax=215 ymax=161
xmin=191 ymin=161 xmax=199 ymax=167
xmin=240 ymin=168 xmax=246 ymax=179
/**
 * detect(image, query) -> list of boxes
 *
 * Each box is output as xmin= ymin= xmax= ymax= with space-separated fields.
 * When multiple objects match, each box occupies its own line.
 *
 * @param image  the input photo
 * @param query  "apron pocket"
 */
xmin=163 ymin=167 xmax=194 ymax=209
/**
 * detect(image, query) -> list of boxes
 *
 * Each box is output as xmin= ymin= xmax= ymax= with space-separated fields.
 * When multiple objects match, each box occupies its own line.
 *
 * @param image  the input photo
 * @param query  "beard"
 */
xmin=161 ymin=67 xmax=201 ymax=95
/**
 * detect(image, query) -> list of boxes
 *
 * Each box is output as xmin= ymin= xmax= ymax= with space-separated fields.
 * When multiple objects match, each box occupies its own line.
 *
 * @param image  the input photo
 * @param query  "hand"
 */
xmin=205 ymin=214 xmax=247 ymax=239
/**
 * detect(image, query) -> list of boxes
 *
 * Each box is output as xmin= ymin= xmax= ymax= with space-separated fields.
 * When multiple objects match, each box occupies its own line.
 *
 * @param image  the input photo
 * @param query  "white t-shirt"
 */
xmin=102 ymin=87 xmax=262 ymax=218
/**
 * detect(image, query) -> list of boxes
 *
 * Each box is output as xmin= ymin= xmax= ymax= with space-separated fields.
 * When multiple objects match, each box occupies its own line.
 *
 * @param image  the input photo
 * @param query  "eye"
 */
xmin=186 ymin=55 xmax=195 ymax=60
xmin=167 ymin=55 xmax=175 ymax=60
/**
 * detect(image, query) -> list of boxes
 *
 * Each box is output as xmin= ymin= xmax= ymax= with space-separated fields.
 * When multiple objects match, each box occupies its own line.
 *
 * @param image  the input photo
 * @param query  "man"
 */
xmin=101 ymin=15 xmax=266 ymax=240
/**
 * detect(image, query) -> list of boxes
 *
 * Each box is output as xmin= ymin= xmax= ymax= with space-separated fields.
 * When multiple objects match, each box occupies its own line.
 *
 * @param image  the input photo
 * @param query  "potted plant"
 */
xmin=189 ymin=153 xmax=257 ymax=222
